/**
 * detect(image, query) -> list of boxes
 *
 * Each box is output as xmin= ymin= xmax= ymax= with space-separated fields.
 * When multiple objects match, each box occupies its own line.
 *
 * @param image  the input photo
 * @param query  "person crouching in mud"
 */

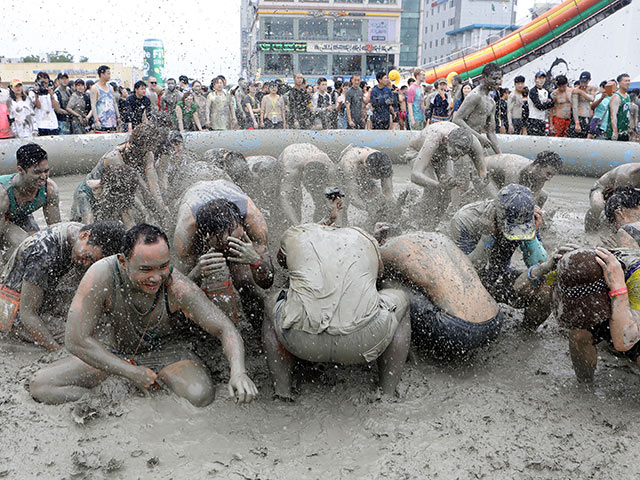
xmin=30 ymin=224 xmax=258 ymax=406
xmin=173 ymin=180 xmax=274 ymax=327
xmin=263 ymin=196 xmax=411 ymax=399
xmin=553 ymin=248 xmax=640 ymax=383
xmin=450 ymin=184 xmax=575 ymax=329
xmin=374 ymin=226 xmax=502 ymax=357
xmin=602 ymin=186 xmax=640 ymax=248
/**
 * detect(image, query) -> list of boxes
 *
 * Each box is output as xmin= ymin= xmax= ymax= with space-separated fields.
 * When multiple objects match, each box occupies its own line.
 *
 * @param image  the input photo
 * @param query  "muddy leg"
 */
xmin=262 ymin=296 xmax=296 ymax=400
xmin=30 ymin=357 xmax=108 ymax=404
xmin=157 ymin=360 xmax=216 ymax=407
xmin=229 ymin=264 xmax=265 ymax=329
xmin=377 ymin=289 xmax=411 ymax=395
xmin=518 ymin=283 xmax=551 ymax=330
xmin=568 ymin=329 xmax=597 ymax=383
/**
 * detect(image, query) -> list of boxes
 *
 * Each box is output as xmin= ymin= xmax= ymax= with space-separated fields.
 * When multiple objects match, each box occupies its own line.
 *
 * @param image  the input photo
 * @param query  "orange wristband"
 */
xmin=609 ymin=288 xmax=628 ymax=298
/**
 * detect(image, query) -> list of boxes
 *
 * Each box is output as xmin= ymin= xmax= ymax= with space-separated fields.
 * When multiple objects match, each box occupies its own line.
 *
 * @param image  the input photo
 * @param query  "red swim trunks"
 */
xmin=552 ymin=116 xmax=570 ymax=137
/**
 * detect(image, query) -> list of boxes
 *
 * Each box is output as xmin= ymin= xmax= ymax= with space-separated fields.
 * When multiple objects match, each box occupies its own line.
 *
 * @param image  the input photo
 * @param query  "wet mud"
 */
xmin=3 ymin=171 xmax=640 ymax=479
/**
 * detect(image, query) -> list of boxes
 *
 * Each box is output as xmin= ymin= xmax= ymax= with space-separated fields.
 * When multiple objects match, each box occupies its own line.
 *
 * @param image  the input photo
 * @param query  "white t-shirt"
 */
xmin=280 ymin=223 xmax=382 ymax=335
xmin=30 ymin=91 xmax=58 ymax=130
xmin=528 ymin=87 xmax=548 ymax=121
xmin=0 ymin=89 xmax=9 ymax=105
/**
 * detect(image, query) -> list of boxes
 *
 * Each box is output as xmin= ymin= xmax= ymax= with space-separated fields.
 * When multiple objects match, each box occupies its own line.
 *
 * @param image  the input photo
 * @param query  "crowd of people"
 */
xmin=0 ymin=62 xmax=639 ymax=410
xmin=1 ymin=64 xmax=637 ymax=141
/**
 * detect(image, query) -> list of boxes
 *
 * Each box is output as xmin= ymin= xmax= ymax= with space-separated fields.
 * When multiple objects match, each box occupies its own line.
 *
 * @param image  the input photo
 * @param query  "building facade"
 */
xmin=420 ymin=0 xmax=517 ymax=66
xmin=243 ymin=0 xmax=403 ymax=82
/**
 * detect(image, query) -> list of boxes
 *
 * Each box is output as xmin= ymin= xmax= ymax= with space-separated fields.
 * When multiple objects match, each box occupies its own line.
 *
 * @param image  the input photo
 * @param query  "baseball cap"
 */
xmin=553 ymin=248 xmax=611 ymax=329
xmin=495 ymin=184 xmax=536 ymax=241
xmin=579 ymin=71 xmax=591 ymax=82
xmin=535 ymin=71 xmax=546 ymax=78
xmin=434 ymin=78 xmax=447 ymax=86
xmin=10 ymin=79 xmax=22 ymax=87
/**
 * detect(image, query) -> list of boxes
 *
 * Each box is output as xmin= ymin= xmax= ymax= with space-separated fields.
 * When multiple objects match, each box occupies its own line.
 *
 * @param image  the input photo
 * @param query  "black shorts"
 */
xmin=527 ymin=118 xmax=546 ymax=136
xmin=569 ymin=116 xmax=590 ymax=138
xmin=409 ymin=291 xmax=503 ymax=356
xmin=588 ymin=321 xmax=640 ymax=360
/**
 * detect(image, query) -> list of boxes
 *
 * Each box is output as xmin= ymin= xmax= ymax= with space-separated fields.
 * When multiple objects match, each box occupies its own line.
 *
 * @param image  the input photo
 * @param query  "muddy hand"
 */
xmin=198 ymin=251 xmax=227 ymax=277
xmin=129 ymin=366 xmax=158 ymax=392
xmin=227 ymin=234 xmax=260 ymax=265
xmin=228 ymin=372 xmax=258 ymax=404
xmin=595 ymin=247 xmax=626 ymax=289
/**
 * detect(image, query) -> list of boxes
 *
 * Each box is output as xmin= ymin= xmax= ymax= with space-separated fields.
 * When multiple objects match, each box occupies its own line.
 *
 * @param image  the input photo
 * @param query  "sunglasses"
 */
xmin=150 ymin=81 xmax=157 ymax=84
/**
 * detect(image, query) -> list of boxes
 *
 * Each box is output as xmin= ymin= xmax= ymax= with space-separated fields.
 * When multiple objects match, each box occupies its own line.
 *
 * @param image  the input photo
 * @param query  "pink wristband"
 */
xmin=251 ymin=260 xmax=261 ymax=269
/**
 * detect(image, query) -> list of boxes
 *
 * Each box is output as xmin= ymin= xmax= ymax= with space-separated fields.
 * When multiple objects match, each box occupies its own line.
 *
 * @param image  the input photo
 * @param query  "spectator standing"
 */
xmin=453 ymin=83 xmax=472 ymax=114
xmin=146 ymin=76 xmax=159 ymax=111
xmin=175 ymin=91 xmax=202 ymax=132
xmin=606 ymin=73 xmax=632 ymax=141
xmin=256 ymin=83 xmax=268 ymax=105
xmin=370 ymin=71 xmax=393 ymax=130
xmin=550 ymin=75 xmax=572 ymax=137
xmin=288 ymin=73 xmax=312 ymax=129
xmin=54 ymin=73 xmax=72 ymax=135
xmin=312 ymin=77 xmax=334 ymax=129
xmin=117 ymin=86 xmax=129 ymax=122
xmin=260 ymin=82 xmax=286 ymax=129
xmin=8 ymin=79 xmax=35 ymax=138
xmin=191 ymin=81 xmax=208 ymax=129
xmin=569 ymin=71 xmax=594 ymax=138
xmin=428 ymin=78 xmax=450 ymax=124
xmin=398 ymin=85 xmax=407 ymax=130
xmin=178 ymin=75 xmax=190 ymax=93
xmin=407 ymin=68 xmax=426 ymax=130
xmin=345 ymin=74 xmax=364 ymax=129
xmin=335 ymin=83 xmax=348 ymax=129
xmin=206 ymin=76 xmax=236 ymax=130
xmin=89 ymin=65 xmax=120 ymax=133
xmin=160 ymin=78 xmax=182 ymax=128
xmin=589 ymin=81 xmax=614 ymax=139
xmin=123 ymin=81 xmax=151 ymax=131
xmin=31 ymin=72 xmax=60 ymax=136
xmin=507 ymin=76 xmax=526 ymax=134
xmin=528 ymin=71 xmax=554 ymax=136
xmin=66 ymin=79 xmax=91 ymax=134
xmin=243 ymin=81 xmax=261 ymax=130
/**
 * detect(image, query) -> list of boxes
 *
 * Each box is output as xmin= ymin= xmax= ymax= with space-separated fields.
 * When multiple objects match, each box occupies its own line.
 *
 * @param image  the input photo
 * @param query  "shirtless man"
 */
xmin=453 ymin=63 xmax=502 ymax=154
xmin=550 ymin=75 xmax=572 ymax=137
xmin=336 ymin=145 xmax=394 ymax=229
xmin=70 ymin=164 xmax=138 ymax=229
xmin=173 ymin=180 xmax=274 ymax=326
xmin=30 ymin=224 xmax=258 ymax=406
xmin=408 ymin=122 xmax=487 ymax=224
xmin=279 ymin=143 xmax=335 ymax=226
xmin=486 ymin=150 xmax=563 ymax=207
xmin=569 ymin=71 xmax=595 ymax=138
xmin=0 ymin=143 xmax=61 ymax=253
xmin=585 ymin=163 xmax=640 ymax=232
xmin=0 ymin=221 xmax=124 ymax=351
xmin=263 ymin=221 xmax=410 ymax=399
xmin=376 ymin=228 xmax=502 ymax=357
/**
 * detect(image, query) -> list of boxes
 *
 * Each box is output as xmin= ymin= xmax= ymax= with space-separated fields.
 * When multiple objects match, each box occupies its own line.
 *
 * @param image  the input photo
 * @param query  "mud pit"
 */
xmin=2 ymin=170 xmax=640 ymax=479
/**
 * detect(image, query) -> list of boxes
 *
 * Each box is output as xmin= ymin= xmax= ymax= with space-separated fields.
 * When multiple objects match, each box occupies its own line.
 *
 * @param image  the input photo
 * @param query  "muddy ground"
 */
xmin=2 ymin=170 xmax=640 ymax=480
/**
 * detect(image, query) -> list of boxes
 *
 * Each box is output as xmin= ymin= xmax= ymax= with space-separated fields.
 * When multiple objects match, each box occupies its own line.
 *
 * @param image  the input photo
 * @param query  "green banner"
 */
xmin=143 ymin=38 xmax=165 ymax=87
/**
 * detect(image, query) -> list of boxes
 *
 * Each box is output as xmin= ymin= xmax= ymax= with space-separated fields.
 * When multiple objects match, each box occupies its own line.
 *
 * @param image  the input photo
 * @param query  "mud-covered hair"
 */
xmin=482 ymin=63 xmax=502 ymax=77
xmin=16 ymin=143 xmax=47 ymax=170
xmin=365 ymin=151 xmax=393 ymax=179
xmin=195 ymin=199 xmax=243 ymax=239
xmin=605 ymin=186 xmax=640 ymax=224
xmin=533 ymin=150 xmax=563 ymax=170
xmin=448 ymin=128 xmax=474 ymax=151
xmin=122 ymin=223 xmax=169 ymax=259
xmin=81 ymin=221 xmax=126 ymax=258
xmin=101 ymin=164 xmax=138 ymax=206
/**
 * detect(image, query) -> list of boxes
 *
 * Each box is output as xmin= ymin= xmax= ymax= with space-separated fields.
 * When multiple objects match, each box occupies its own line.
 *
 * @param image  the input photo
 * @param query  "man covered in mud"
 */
xmin=550 ymin=75 xmax=572 ymax=137
xmin=554 ymin=248 xmax=640 ymax=383
xmin=279 ymin=143 xmax=335 ymax=226
xmin=453 ymin=63 xmax=502 ymax=154
xmin=30 ymin=223 xmax=258 ymax=406
xmin=70 ymin=164 xmax=139 ymax=229
xmin=450 ymin=184 xmax=572 ymax=329
xmin=160 ymin=78 xmax=182 ymax=126
xmin=263 ymin=205 xmax=411 ymax=399
xmin=584 ymin=163 xmax=640 ymax=232
xmin=0 ymin=221 xmax=124 ymax=351
xmin=486 ymin=150 xmax=563 ymax=207
xmin=0 ymin=144 xmax=61 ymax=254
xmin=407 ymin=122 xmax=487 ymax=224
xmin=173 ymin=180 xmax=274 ymax=327
xmin=203 ymin=149 xmax=261 ymax=203
xmin=375 ymin=226 xmax=502 ymax=357
xmin=569 ymin=71 xmax=594 ymax=138
xmin=336 ymin=145 xmax=394 ymax=228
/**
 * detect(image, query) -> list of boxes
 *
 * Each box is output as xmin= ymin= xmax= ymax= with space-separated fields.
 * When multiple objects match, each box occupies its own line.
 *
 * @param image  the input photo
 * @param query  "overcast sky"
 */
xmin=3 ymin=0 xmax=535 ymax=82
xmin=1 ymin=0 xmax=242 ymax=82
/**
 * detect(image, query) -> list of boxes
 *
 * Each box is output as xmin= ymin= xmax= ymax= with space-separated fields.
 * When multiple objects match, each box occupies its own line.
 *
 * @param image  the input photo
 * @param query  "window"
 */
xmin=366 ymin=54 xmax=393 ymax=75
xmin=442 ymin=37 xmax=445 ymax=45
xmin=299 ymin=18 xmax=329 ymax=40
xmin=333 ymin=55 xmax=361 ymax=75
xmin=262 ymin=17 xmax=294 ymax=40
xmin=437 ymin=6 xmax=440 ymax=13
xmin=429 ymin=57 xmax=432 ymax=62
xmin=263 ymin=53 xmax=293 ymax=74
xmin=450 ymin=1 xmax=454 ymax=7
xmin=449 ymin=18 xmax=454 ymax=26
xmin=334 ymin=18 xmax=363 ymax=41
xmin=436 ymin=23 xmax=439 ymax=30
xmin=334 ymin=0 xmax=363 ymax=3
xmin=425 ymin=11 xmax=428 ymax=17
xmin=299 ymin=54 xmax=328 ymax=75
xmin=442 ymin=20 xmax=445 ymax=27
xmin=369 ymin=0 xmax=397 ymax=4
xmin=429 ymin=41 xmax=433 ymax=48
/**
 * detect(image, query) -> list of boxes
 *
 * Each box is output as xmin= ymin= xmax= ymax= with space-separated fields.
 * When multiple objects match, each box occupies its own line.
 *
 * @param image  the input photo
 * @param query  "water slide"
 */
xmin=423 ymin=0 xmax=632 ymax=84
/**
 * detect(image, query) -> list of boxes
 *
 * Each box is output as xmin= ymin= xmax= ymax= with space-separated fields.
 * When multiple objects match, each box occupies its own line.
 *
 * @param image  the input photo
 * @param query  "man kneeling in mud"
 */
xmin=30 ymin=224 xmax=258 ymax=407
xmin=375 ymin=226 xmax=502 ymax=357
xmin=263 ymin=199 xmax=411 ymax=399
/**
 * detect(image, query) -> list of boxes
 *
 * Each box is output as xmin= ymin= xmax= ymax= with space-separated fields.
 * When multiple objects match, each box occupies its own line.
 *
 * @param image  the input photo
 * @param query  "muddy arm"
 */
xmin=20 ymin=281 xmax=61 ymax=351
xmin=43 ymin=179 xmax=61 ymax=225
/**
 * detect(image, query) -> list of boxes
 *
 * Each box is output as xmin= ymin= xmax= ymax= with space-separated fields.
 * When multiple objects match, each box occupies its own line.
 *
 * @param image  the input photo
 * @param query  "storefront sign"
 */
xmin=257 ymin=42 xmax=307 ymax=52
xmin=368 ymin=20 xmax=389 ymax=42
xmin=308 ymin=42 xmax=398 ymax=53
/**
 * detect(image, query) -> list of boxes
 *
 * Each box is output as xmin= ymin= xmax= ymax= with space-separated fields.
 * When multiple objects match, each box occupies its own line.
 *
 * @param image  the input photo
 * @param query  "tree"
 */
xmin=79 ymin=56 xmax=89 ymax=63
xmin=47 ymin=50 xmax=74 ymax=63
xmin=22 ymin=55 xmax=41 ymax=63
